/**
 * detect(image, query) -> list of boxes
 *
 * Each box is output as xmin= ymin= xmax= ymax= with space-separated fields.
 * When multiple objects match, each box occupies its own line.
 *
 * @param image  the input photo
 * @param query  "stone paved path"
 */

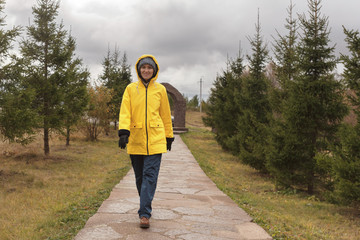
xmin=75 ymin=136 xmax=272 ymax=240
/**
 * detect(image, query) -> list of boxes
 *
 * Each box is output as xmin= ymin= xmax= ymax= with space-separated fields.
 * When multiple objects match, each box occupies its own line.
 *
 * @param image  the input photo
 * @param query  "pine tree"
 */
xmin=100 ymin=47 xmax=131 ymax=129
xmin=341 ymin=27 xmax=360 ymax=114
xmin=116 ymin=52 xmax=131 ymax=121
xmin=277 ymin=0 xmax=347 ymax=193
xmin=0 ymin=0 xmax=20 ymax=60
xmin=246 ymin=11 xmax=269 ymax=82
xmin=224 ymin=53 xmax=245 ymax=153
xmin=332 ymin=27 xmax=360 ymax=204
xmin=203 ymin=73 xmax=225 ymax=133
xmin=271 ymin=1 xmax=298 ymax=104
xmin=236 ymin=10 xmax=270 ymax=172
xmin=266 ymin=1 xmax=300 ymax=188
xmin=100 ymin=47 xmax=112 ymax=86
xmin=0 ymin=60 xmax=40 ymax=144
xmin=230 ymin=44 xmax=245 ymax=78
xmin=20 ymin=0 xmax=77 ymax=155
xmin=203 ymin=52 xmax=245 ymax=153
xmin=61 ymin=35 xmax=90 ymax=146
xmin=188 ymin=95 xmax=199 ymax=110
xmin=0 ymin=0 xmax=37 ymax=144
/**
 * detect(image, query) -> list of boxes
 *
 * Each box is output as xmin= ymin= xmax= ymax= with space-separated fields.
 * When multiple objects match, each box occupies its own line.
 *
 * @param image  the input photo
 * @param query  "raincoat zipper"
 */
xmin=145 ymin=86 xmax=149 ymax=155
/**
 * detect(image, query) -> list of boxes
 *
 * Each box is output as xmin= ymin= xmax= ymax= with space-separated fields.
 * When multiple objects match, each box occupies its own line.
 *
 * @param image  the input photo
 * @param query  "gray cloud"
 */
xmin=4 ymin=0 xmax=360 ymax=98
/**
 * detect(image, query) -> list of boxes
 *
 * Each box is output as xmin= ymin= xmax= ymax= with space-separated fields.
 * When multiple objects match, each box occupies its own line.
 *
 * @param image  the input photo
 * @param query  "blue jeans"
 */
xmin=130 ymin=154 xmax=162 ymax=219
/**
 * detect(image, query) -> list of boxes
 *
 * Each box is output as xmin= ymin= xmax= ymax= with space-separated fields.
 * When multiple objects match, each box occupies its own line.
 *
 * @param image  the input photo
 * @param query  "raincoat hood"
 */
xmin=135 ymin=54 xmax=160 ymax=83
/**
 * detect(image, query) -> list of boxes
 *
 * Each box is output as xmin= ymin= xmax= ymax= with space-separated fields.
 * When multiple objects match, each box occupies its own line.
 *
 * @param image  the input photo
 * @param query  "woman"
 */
xmin=118 ymin=54 xmax=174 ymax=228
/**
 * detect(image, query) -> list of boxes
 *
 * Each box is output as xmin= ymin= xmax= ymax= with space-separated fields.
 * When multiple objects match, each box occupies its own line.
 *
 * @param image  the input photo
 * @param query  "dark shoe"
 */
xmin=140 ymin=216 xmax=150 ymax=228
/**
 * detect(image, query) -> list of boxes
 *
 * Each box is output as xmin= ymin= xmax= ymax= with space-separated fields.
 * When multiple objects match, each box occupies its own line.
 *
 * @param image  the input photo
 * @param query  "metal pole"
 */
xmin=200 ymin=77 xmax=203 ymax=112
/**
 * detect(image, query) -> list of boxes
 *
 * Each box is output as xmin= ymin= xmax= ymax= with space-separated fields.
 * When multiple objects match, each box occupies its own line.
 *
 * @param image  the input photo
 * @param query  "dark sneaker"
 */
xmin=140 ymin=217 xmax=150 ymax=228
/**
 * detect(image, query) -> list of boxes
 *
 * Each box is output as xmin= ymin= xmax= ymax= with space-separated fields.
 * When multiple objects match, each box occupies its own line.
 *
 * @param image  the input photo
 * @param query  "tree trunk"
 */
xmin=307 ymin=174 xmax=314 ymax=194
xmin=44 ymin=33 xmax=49 ymax=155
xmin=66 ymin=127 xmax=70 ymax=146
xmin=105 ymin=121 xmax=110 ymax=136
xmin=44 ymin=127 xmax=50 ymax=155
xmin=307 ymin=133 xmax=317 ymax=194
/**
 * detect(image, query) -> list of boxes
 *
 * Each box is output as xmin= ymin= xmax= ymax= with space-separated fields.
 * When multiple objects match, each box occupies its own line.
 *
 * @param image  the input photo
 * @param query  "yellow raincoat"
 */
xmin=119 ymin=55 xmax=173 ymax=155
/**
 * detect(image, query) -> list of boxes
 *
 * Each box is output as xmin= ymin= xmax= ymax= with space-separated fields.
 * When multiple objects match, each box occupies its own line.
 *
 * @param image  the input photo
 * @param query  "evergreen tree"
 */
xmin=0 ymin=0 xmax=20 ymax=61
xmin=61 ymin=35 xmax=90 ymax=146
xmin=332 ymin=27 xmax=360 ymax=204
xmin=187 ymin=95 xmax=199 ymax=110
xmin=100 ymin=47 xmax=131 ymax=129
xmin=0 ymin=0 xmax=37 ymax=144
xmin=266 ymin=1 xmax=300 ymax=188
xmin=332 ymin=124 xmax=360 ymax=204
xmin=341 ymin=28 xmax=360 ymax=114
xmin=223 ymin=53 xmax=245 ymax=152
xmin=20 ymin=0 xmax=78 ymax=155
xmin=100 ymin=47 xmax=112 ymax=86
xmin=236 ymin=11 xmax=270 ymax=172
xmin=117 ymin=52 xmax=131 ymax=119
xmin=203 ymin=73 xmax=225 ymax=130
xmin=203 ymin=53 xmax=245 ymax=153
xmin=271 ymin=1 xmax=298 ymax=106
xmin=276 ymin=0 xmax=347 ymax=193
xmin=230 ymin=47 xmax=245 ymax=78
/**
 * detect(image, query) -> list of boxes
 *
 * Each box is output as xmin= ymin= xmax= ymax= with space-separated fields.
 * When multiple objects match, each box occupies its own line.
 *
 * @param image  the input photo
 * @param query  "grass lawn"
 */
xmin=0 ymin=130 xmax=131 ymax=240
xmin=181 ymin=111 xmax=360 ymax=240
xmin=1 ymin=110 xmax=359 ymax=240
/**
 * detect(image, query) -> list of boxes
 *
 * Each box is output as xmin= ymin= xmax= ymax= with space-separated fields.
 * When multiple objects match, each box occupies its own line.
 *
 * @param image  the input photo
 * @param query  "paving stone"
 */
xmin=122 ymin=197 xmax=140 ymax=203
xmin=182 ymin=215 xmax=247 ymax=226
xmin=74 ymin=136 xmax=272 ymax=240
xmin=152 ymin=209 xmax=179 ymax=220
xmin=150 ymin=219 xmax=189 ymax=230
xmin=213 ymin=230 xmax=246 ymax=239
xmin=190 ymin=222 xmax=237 ymax=234
xmin=157 ymin=187 xmax=181 ymax=194
xmin=83 ymin=213 xmax=136 ymax=228
xmin=172 ymin=206 xmax=214 ymax=216
xmin=236 ymin=222 xmax=273 ymax=240
xmin=164 ymin=229 xmax=192 ymax=238
xmin=109 ymin=221 xmax=166 ymax=235
xmin=184 ymin=194 xmax=212 ymax=203
xmin=126 ymin=232 xmax=173 ymax=240
xmin=108 ymin=222 xmax=143 ymax=235
xmin=154 ymin=199 xmax=204 ymax=208
xmin=75 ymin=225 xmax=122 ymax=240
xmin=107 ymin=190 xmax=138 ymax=201
xmin=98 ymin=201 xmax=138 ymax=214
xmin=175 ymin=188 xmax=201 ymax=195
xmin=210 ymin=195 xmax=240 ymax=204
xmin=178 ymin=233 xmax=227 ymax=240
xmin=213 ymin=205 xmax=253 ymax=221
xmin=155 ymin=192 xmax=187 ymax=200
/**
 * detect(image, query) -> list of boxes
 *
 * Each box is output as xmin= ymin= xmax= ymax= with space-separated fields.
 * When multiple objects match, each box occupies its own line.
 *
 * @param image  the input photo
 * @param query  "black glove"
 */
xmin=166 ymin=137 xmax=175 ymax=151
xmin=119 ymin=135 xmax=128 ymax=149
xmin=118 ymin=129 xmax=130 ymax=149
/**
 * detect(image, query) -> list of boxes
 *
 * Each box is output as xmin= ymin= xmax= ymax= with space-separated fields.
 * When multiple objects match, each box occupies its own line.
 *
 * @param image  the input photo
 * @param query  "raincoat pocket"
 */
xmin=129 ymin=122 xmax=143 ymax=144
xmin=149 ymin=120 xmax=165 ymax=144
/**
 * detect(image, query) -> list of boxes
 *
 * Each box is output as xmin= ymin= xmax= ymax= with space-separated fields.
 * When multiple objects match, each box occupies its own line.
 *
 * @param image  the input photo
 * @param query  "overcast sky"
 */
xmin=4 ymin=0 xmax=360 ymax=99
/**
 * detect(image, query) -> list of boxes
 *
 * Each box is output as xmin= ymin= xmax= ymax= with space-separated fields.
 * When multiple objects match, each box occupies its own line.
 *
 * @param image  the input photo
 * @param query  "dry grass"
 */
xmin=0 ymin=130 xmax=131 ymax=240
xmin=182 ymin=111 xmax=360 ymax=240
xmin=185 ymin=110 xmax=211 ymax=130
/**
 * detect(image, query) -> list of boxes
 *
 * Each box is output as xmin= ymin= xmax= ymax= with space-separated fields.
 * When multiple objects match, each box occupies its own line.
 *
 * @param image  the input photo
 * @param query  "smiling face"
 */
xmin=140 ymin=64 xmax=154 ymax=81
